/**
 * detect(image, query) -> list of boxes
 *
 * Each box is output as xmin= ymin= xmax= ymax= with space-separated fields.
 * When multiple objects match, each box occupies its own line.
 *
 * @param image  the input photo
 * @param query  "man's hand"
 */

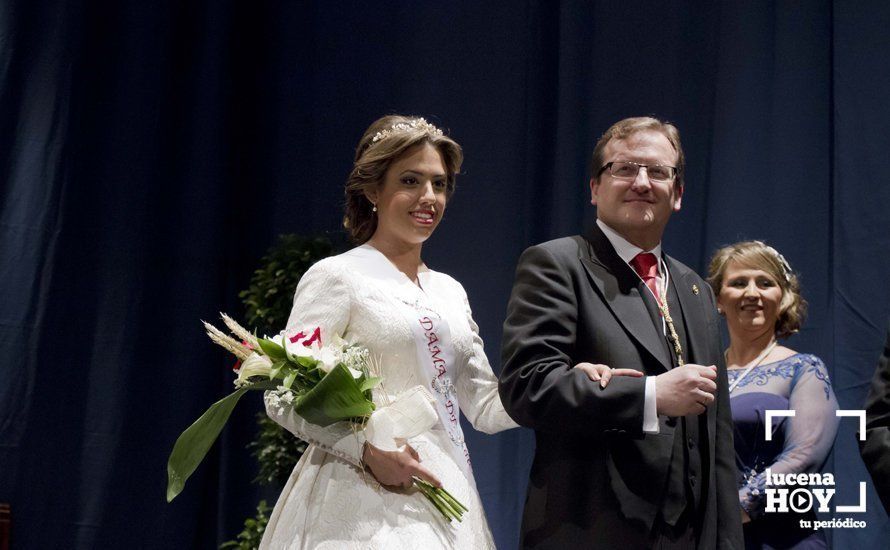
xmin=655 ymin=363 xmax=717 ymax=416
xmin=362 ymin=442 xmax=441 ymax=489
xmin=574 ymin=362 xmax=644 ymax=388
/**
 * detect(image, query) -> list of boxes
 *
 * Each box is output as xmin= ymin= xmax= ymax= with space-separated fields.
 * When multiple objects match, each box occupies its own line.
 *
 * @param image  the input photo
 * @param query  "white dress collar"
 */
xmin=343 ymin=244 xmax=432 ymax=291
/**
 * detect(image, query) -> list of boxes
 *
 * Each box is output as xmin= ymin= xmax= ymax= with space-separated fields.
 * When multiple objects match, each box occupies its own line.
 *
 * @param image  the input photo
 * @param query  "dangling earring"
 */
xmin=372 ymin=204 xmax=377 ymax=213
xmin=717 ymin=307 xmax=724 ymax=315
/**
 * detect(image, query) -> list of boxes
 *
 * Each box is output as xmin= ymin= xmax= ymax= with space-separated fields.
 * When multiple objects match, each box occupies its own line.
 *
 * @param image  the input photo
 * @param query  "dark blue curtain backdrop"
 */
xmin=2 ymin=1 xmax=889 ymax=548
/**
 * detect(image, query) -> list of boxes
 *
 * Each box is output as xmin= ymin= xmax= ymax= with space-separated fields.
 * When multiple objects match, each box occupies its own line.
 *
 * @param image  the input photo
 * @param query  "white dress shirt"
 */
xmin=595 ymin=219 xmax=663 ymax=434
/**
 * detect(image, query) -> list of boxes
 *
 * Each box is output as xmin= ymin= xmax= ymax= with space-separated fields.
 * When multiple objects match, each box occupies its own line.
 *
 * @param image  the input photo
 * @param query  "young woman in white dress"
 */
xmin=259 ymin=115 xmax=538 ymax=549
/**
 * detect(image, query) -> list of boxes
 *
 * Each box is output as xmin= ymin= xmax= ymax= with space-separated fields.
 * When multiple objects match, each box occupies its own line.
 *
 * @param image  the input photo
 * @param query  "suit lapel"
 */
xmin=666 ymin=257 xmax=707 ymax=367
xmin=666 ymin=256 xmax=718 ymax=457
xmin=579 ymin=226 xmax=672 ymax=372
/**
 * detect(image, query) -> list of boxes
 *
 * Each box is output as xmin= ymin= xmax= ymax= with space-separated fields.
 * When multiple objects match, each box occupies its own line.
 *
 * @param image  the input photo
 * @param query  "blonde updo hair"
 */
xmin=343 ymin=115 xmax=463 ymax=244
xmin=707 ymin=241 xmax=807 ymax=339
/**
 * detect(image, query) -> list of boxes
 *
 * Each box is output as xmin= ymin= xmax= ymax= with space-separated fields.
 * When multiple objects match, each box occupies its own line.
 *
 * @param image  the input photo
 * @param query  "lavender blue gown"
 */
xmin=727 ymin=354 xmax=839 ymax=549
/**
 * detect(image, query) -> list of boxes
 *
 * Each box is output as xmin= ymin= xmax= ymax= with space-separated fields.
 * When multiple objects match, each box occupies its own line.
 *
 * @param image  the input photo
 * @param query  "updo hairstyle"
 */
xmin=707 ymin=240 xmax=807 ymax=339
xmin=343 ymin=115 xmax=463 ymax=244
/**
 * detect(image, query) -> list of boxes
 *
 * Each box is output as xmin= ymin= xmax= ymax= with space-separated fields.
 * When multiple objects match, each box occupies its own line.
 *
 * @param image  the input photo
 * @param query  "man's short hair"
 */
xmin=590 ymin=116 xmax=685 ymax=189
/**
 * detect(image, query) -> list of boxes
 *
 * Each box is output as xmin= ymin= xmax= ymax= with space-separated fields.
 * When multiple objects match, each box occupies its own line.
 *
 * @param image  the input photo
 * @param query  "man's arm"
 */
xmin=705 ymin=286 xmax=744 ymax=548
xmin=498 ymin=243 xmax=647 ymax=436
xmin=860 ymin=323 xmax=890 ymax=515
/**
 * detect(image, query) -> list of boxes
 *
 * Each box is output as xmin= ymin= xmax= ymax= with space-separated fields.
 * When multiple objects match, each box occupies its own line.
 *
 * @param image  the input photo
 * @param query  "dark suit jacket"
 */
xmin=860 ymin=322 xmax=890 ymax=515
xmin=499 ymin=226 xmax=742 ymax=549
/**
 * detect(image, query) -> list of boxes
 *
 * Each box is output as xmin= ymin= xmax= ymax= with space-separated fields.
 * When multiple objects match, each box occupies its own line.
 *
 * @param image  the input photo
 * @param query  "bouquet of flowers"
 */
xmin=165 ymin=314 xmax=468 ymax=522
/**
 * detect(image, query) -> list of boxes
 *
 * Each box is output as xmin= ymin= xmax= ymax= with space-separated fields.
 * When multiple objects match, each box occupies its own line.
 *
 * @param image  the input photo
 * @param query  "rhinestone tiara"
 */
xmin=371 ymin=117 xmax=443 ymax=144
xmin=758 ymin=241 xmax=793 ymax=282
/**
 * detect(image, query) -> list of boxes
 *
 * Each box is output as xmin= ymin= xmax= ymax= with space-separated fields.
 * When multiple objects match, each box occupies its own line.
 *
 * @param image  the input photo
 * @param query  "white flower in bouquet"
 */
xmin=235 ymin=353 xmax=273 ymax=387
xmin=282 ymin=327 xmax=365 ymax=377
xmin=282 ymin=327 xmax=334 ymax=368
xmin=313 ymin=347 xmax=342 ymax=373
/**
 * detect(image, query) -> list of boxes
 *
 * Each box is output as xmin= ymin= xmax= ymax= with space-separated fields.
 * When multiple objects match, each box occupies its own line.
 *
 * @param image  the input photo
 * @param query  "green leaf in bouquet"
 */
xmin=166 ymin=379 xmax=279 ymax=502
xmin=282 ymin=369 xmax=298 ymax=390
xmin=269 ymin=360 xmax=287 ymax=380
xmin=358 ymin=375 xmax=381 ymax=393
xmin=283 ymin=344 xmax=301 ymax=363
xmin=294 ymin=354 xmax=318 ymax=369
xmin=293 ymin=364 xmax=375 ymax=426
xmin=257 ymin=337 xmax=287 ymax=361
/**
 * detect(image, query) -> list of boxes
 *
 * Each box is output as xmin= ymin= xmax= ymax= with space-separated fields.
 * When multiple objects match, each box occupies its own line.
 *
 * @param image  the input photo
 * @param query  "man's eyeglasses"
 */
xmin=598 ymin=161 xmax=677 ymax=183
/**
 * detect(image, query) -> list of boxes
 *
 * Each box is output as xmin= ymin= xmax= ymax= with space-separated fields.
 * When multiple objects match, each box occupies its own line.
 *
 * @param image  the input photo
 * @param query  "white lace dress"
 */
xmin=259 ymin=244 xmax=517 ymax=549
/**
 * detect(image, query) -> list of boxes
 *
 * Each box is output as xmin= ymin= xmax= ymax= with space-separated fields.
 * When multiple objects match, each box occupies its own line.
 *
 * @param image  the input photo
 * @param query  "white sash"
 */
xmin=395 ymin=294 xmax=472 ymax=477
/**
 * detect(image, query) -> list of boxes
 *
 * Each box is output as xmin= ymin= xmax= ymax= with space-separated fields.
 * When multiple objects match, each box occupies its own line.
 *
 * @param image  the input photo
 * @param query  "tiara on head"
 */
xmin=756 ymin=241 xmax=793 ymax=282
xmin=370 ymin=117 xmax=443 ymax=144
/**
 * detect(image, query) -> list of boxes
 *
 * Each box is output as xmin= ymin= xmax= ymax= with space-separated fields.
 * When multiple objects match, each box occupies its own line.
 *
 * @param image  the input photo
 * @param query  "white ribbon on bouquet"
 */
xmin=363 ymin=385 xmax=439 ymax=451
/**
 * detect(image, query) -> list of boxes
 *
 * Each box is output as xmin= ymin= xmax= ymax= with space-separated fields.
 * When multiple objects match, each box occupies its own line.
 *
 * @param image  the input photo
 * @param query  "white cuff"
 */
xmin=643 ymin=376 xmax=659 ymax=434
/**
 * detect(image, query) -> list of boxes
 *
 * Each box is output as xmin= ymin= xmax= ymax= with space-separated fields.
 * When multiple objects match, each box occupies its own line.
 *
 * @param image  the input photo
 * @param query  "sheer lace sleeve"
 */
xmin=451 ymin=281 xmax=518 ymax=435
xmin=263 ymin=259 xmax=366 ymax=468
xmin=740 ymin=355 xmax=839 ymax=518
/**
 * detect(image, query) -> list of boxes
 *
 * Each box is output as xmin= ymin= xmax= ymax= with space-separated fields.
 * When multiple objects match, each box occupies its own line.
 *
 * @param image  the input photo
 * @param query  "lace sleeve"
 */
xmin=740 ymin=355 xmax=839 ymax=518
xmin=452 ymin=282 xmax=518 ymax=435
xmin=263 ymin=259 xmax=366 ymax=468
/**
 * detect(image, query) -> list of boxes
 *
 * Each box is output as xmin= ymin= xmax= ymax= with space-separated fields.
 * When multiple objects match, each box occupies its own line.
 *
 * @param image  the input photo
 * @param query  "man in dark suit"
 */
xmin=499 ymin=117 xmax=742 ymax=549
xmin=860 ymin=322 xmax=890 ymax=515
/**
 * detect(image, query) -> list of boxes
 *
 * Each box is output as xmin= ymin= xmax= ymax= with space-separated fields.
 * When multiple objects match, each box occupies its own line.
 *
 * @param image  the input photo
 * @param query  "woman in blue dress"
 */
xmin=708 ymin=241 xmax=838 ymax=549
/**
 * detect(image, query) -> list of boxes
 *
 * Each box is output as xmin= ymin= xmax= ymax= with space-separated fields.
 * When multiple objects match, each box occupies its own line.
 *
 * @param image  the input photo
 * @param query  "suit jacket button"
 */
xmin=687 ymin=437 xmax=695 ymax=449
